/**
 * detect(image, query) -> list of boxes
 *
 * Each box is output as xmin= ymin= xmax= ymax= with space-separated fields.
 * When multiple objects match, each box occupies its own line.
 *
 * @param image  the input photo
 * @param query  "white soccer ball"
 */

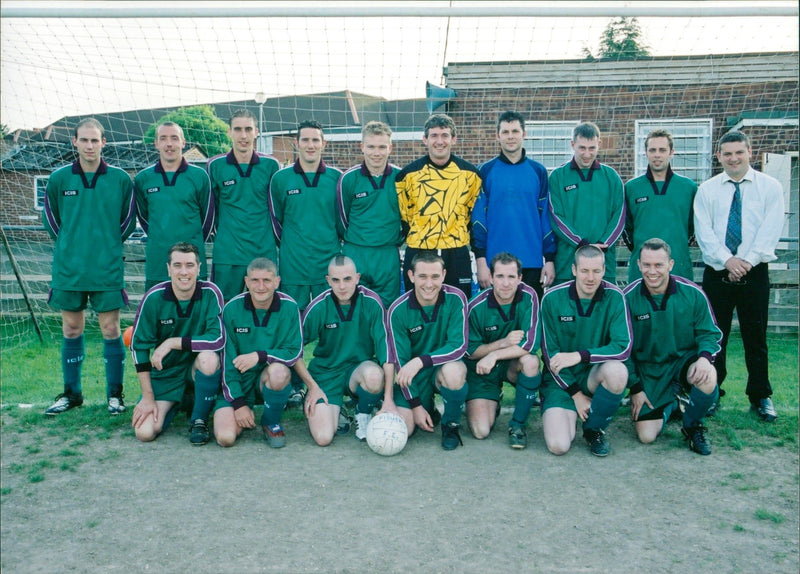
xmin=366 ymin=412 xmax=408 ymax=456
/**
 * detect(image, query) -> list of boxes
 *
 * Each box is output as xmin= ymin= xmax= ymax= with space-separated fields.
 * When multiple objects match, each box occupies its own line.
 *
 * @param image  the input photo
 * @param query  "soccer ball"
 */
xmin=366 ymin=412 xmax=408 ymax=456
xmin=122 ymin=325 xmax=133 ymax=347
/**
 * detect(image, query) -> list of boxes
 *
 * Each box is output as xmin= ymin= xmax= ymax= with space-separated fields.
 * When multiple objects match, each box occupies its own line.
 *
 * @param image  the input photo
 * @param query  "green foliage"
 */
xmin=583 ymin=17 xmax=650 ymax=61
xmin=754 ymin=509 xmax=785 ymax=524
xmin=1 ymin=122 xmax=9 ymax=138
xmin=143 ymin=105 xmax=231 ymax=156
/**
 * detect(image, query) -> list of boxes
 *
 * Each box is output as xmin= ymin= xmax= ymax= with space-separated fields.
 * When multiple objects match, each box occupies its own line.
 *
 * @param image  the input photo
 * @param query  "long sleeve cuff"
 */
xmin=181 ymin=336 xmax=192 ymax=352
xmin=136 ymin=362 xmax=152 ymax=373
xmin=578 ymin=350 xmax=591 ymax=364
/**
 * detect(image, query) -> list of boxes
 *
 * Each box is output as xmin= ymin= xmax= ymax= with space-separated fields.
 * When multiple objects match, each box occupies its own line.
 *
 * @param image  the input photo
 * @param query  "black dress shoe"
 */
xmin=751 ymin=397 xmax=777 ymax=422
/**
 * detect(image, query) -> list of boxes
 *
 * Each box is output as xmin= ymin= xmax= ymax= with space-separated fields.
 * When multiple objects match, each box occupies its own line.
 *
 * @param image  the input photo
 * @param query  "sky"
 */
xmin=1 ymin=1 xmax=798 ymax=131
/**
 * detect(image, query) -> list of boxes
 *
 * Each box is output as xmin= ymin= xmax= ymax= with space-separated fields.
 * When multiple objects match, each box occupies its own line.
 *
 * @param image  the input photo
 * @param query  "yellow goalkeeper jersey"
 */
xmin=396 ymin=155 xmax=482 ymax=249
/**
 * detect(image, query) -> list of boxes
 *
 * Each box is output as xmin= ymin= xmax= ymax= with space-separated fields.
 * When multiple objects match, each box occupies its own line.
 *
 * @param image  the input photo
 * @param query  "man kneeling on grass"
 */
xmin=130 ymin=242 xmax=224 ymax=445
xmin=214 ymin=257 xmax=303 ymax=448
xmin=539 ymin=245 xmax=631 ymax=457
xmin=624 ymin=238 xmax=721 ymax=455
xmin=293 ymin=256 xmax=392 ymax=446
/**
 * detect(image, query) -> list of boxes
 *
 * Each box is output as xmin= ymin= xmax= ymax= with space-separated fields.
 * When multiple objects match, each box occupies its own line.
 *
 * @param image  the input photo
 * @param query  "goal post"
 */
xmin=1 ymin=2 xmax=797 ymax=347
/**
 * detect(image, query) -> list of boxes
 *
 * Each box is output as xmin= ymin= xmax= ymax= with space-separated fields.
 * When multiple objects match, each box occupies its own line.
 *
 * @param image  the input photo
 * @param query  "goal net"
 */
xmin=1 ymin=2 xmax=798 ymax=348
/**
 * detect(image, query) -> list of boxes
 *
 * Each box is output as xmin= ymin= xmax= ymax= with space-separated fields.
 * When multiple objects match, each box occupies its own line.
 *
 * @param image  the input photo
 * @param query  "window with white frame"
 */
xmin=34 ymin=175 xmax=48 ymax=210
xmin=634 ymin=119 xmax=713 ymax=184
xmin=524 ymin=121 xmax=579 ymax=172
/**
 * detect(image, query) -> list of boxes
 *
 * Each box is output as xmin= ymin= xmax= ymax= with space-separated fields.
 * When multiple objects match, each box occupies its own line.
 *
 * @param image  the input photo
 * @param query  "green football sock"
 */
xmin=190 ymin=369 xmax=220 ymax=422
xmin=683 ymin=385 xmax=719 ymax=429
xmin=439 ymin=384 xmax=468 ymax=426
xmin=103 ymin=336 xmax=125 ymax=398
xmin=261 ymin=385 xmax=292 ymax=427
xmin=584 ymin=384 xmax=623 ymax=432
xmin=62 ymin=335 xmax=85 ymax=397
xmin=512 ymin=372 xmax=541 ymax=426
xmin=356 ymin=386 xmax=382 ymax=414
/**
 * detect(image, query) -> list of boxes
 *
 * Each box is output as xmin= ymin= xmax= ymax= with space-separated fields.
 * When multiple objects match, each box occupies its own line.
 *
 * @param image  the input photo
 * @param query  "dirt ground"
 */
xmin=1 ymin=407 xmax=798 ymax=574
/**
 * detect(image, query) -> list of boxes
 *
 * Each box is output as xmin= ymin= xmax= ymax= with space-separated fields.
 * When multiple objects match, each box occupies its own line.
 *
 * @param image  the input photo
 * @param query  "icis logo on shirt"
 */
xmin=62 ymin=189 xmax=79 ymax=196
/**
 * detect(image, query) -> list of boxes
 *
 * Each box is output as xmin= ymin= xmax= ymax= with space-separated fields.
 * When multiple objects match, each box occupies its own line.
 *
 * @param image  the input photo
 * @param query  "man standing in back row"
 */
xmin=548 ymin=122 xmax=625 ymax=285
xmin=43 ymin=118 xmax=136 ymax=416
xmin=397 ymin=114 xmax=482 ymax=299
xmin=135 ymin=121 xmax=215 ymax=289
xmin=208 ymin=109 xmax=280 ymax=301
xmin=624 ymin=129 xmax=697 ymax=282
xmin=337 ymin=121 xmax=403 ymax=307
xmin=472 ymin=110 xmax=555 ymax=298
xmin=694 ymin=130 xmax=784 ymax=422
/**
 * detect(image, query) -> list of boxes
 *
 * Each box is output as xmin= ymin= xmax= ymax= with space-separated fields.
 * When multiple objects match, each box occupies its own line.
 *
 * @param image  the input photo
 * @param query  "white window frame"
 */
xmin=524 ymin=121 xmax=580 ymax=172
xmin=34 ymin=175 xmax=48 ymax=210
xmin=634 ymin=119 xmax=713 ymax=184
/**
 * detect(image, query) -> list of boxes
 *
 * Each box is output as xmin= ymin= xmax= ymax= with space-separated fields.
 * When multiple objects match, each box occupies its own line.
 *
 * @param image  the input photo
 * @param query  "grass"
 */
xmin=754 ymin=508 xmax=785 ymax=524
xmin=0 ymin=329 xmax=797 ymax=486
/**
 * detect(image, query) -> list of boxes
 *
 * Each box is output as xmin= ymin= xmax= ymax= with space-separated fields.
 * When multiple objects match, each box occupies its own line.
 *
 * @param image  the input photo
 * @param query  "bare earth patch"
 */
xmin=2 ymin=410 xmax=798 ymax=573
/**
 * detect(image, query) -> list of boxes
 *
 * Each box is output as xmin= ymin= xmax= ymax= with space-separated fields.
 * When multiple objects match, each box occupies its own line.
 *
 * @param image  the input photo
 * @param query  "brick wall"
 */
xmin=444 ymin=81 xmax=798 ymax=180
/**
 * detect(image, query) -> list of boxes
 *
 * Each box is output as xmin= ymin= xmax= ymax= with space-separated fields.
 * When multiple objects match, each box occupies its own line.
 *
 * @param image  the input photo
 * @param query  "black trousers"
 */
xmin=403 ymin=245 xmax=473 ymax=300
xmin=702 ymin=263 xmax=772 ymax=402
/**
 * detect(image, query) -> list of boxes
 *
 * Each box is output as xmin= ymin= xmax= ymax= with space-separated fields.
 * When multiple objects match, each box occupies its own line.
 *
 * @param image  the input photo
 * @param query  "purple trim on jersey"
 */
xmin=199 ymin=168 xmax=216 ymax=241
xmin=268 ymin=174 xmax=283 ymax=240
xmin=419 ymin=284 xmax=468 ymax=368
xmin=121 ymin=182 xmax=136 ymax=237
xmin=386 ymin=290 xmax=414 ymax=368
xmin=518 ymin=283 xmax=540 ymax=353
xmin=645 ymin=165 xmax=674 ymax=196
xmin=269 ymin=292 xmax=303 ymax=367
xmin=129 ymin=281 xmax=171 ymax=367
xmin=358 ymin=284 xmax=391 ymax=365
xmin=293 ymin=158 xmax=326 ymax=188
xmin=673 ymin=275 xmax=722 ymax=361
xmin=588 ymin=281 xmax=632 ymax=363
xmin=548 ymin=195 xmax=582 ymax=245
xmin=189 ymin=280 xmax=225 ymax=352
xmin=336 ymin=164 xmax=361 ymax=231
xmin=540 ymin=282 xmax=571 ymax=391
xmin=602 ymin=197 xmax=626 ymax=246
xmin=43 ymin=191 xmax=60 ymax=236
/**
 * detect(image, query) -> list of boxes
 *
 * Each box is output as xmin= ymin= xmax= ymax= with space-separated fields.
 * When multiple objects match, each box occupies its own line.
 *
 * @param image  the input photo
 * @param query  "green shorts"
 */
xmin=635 ymin=353 xmax=697 ymax=421
xmin=342 ymin=243 xmax=401 ymax=307
xmin=150 ymin=364 xmax=194 ymax=403
xmin=540 ymin=365 xmax=594 ymax=413
xmin=465 ymin=359 xmax=509 ymax=402
xmin=281 ymin=283 xmax=328 ymax=312
xmin=214 ymin=369 xmax=260 ymax=412
xmin=48 ymin=288 xmax=128 ymax=313
xmin=309 ymin=362 xmax=360 ymax=407
xmin=392 ymin=367 xmax=438 ymax=412
xmin=212 ymin=264 xmax=247 ymax=302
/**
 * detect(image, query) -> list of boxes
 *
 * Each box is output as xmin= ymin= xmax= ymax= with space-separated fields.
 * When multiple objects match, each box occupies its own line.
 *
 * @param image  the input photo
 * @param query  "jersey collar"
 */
xmin=645 ymin=164 xmax=674 ymax=195
xmin=293 ymin=158 xmax=327 ymax=187
xmin=408 ymin=289 xmax=445 ymax=323
xmin=639 ymin=275 xmax=677 ymax=311
xmin=568 ymin=280 xmax=606 ymax=317
xmin=498 ymin=149 xmax=527 ymax=165
xmin=71 ymin=159 xmax=108 ymax=189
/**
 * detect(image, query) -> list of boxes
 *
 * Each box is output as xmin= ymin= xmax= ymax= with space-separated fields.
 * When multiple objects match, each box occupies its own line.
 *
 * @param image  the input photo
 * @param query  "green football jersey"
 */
xmin=624 ymin=167 xmax=697 ymax=282
xmin=269 ymin=160 xmax=342 ymax=285
xmin=303 ymin=285 xmax=390 ymax=374
xmin=130 ymin=280 xmax=224 ymax=379
xmin=548 ymin=159 xmax=625 ymax=284
xmin=466 ymin=283 xmax=541 ymax=360
xmin=134 ymin=159 xmax=214 ymax=283
xmin=221 ymin=291 xmax=303 ymax=405
xmin=208 ymin=151 xmax=280 ymax=266
xmin=42 ymin=160 xmax=136 ymax=291
xmin=623 ymin=276 xmax=721 ymax=407
xmin=540 ymin=280 xmax=632 ymax=395
xmin=387 ymin=285 xmax=468 ymax=402
xmin=336 ymin=162 xmax=402 ymax=248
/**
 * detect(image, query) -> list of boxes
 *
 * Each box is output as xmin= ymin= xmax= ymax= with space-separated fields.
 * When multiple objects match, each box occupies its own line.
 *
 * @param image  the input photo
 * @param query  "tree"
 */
xmin=583 ymin=17 xmax=650 ymax=61
xmin=144 ymin=105 xmax=231 ymax=156
xmin=1 ymin=123 xmax=9 ymax=138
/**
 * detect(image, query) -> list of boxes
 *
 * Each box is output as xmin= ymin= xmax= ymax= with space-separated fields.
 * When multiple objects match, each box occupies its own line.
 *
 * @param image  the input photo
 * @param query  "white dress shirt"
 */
xmin=694 ymin=167 xmax=785 ymax=270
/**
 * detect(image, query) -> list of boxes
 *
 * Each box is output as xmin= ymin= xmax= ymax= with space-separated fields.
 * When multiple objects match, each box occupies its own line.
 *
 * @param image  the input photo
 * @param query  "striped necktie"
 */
xmin=725 ymin=181 xmax=742 ymax=255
